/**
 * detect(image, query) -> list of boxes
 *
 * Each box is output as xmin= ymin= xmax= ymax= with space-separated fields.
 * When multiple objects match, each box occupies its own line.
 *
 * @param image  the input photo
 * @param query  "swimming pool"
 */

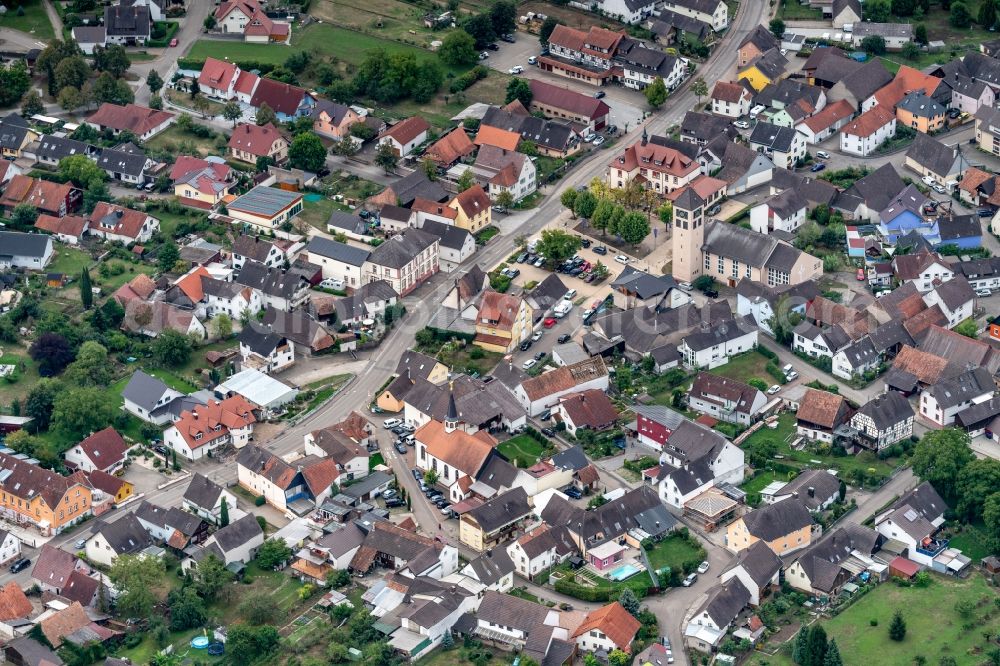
xmin=607 ymin=563 xmax=641 ymax=581
xmin=191 ymin=636 xmax=210 ymax=649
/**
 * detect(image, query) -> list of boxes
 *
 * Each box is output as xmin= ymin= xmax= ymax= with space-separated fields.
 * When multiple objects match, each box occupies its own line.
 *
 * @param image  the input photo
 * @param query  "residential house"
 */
xmin=215 ymin=0 xmax=290 ymax=43
xmin=574 ymin=602 xmax=641 ymax=655
xmin=414 ymin=415 xmax=498 ymax=503
xmin=228 ymin=123 xmax=288 ymax=165
xmin=311 ymin=99 xmax=364 ymax=140
xmin=748 ymin=121 xmax=805 ymax=169
xmin=680 ymin=111 xmax=737 ymax=146
xmin=304 ymin=417 xmax=372 ymax=482
xmin=737 ymin=25 xmax=780 ymax=68
xmin=711 ymin=81 xmax=753 ymax=118
xmin=0 ymin=451 xmax=93 ymax=535
xmin=688 ymin=373 xmax=767 ymax=425
xmin=228 ymin=186 xmax=303 ymax=232
xmin=919 ymin=366 xmax=994 ymax=426
xmin=678 ymin=318 xmax=759 ymax=370
xmin=0 ymin=176 xmax=80 ymax=217
xmin=236 ymin=445 xmax=339 ymax=514
xmin=238 ymin=322 xmax=295 ymax=374
xmin=96 ymin=145 xmax=155 ymax=186
xmin=505 ymin=524 xmax=576 ymax=579
xmin=473 ymin=145 xmax=536 ymax=203
xmin=0 ymin=114 xmax=39 ymax=159
xmin=660 ymin=0 xmax=728 ymax=30
xmin=874 ymin=482 xmax=959 ymax=569
xmin=639 ymin=417 xmax=745 ymax=487
xmin=786 ymin=524 xmax=881 ymax=596
xmin=459 ymin=487 xmax=533 ymax=552
xmin=766 ymin=468 xmax=842 ymax=513
xmin=750 ymin=188 xmax=807 ymax=234
xmin=726 ymin=499 xmax=814 ymax=555
xmin=87 ymin=203 xmax=160 ymax=244
xmin=33 ymin=214 xmax=89 ymax=246
xmin=348 ymin=519 xmax=457 ymax=577
xmin=610 ymin=265 xmax=691 ymax=311
xmin=904 ymin=133 xmax=970 ymax=188
xmin=64 ymin=428 xmax=129 ymax=475
xmin=134 ymin=500 xmax=210 ymax=550
xmin=923 ymin=276 xmax=975 ymax=328
xmin=448 ymin=184 xmax=492 ymax=234
xmin=248 ymin=78 xmax=314 ymax=122
xmin=552 ymin=389 xmax=620 ymax=436
xmin=684 ymin=579 xmax=751 ymax=652
xmin=892 ymin=249 xmax=954 ymax=292
xmin=798 ymin=99 xmax=856 ymax=143
xmin=528 ymin=79 xmax=611 ymax=131
xmin=832 ymin=0 xmax=862 ymax=26
xmin=403 ymin=374 xmax=526 ymax=434
xmin=162 ymin=396 xmax=257 ymax=461
xmin=617 ymin=40 xmax=687 ymax=91
xmin=362 ymin=227 xmax=440 ymax=297
xmin=539 ymin=25 xmax=623 ymax=86
xmin=796 ymin=389 xmax=852 ymax=444
xmin=514 ymin=357 xmax=610 ymax=416
xmin=420 ymin=220 xmax=475 ymax=271
xmin=305 ymin=236 xmax=370 ymax=288
xmin=0 ymin=531 xmax=20 ymax=567
xmin=333 ymin=280 xmax=400 ymax=326
xmin=104 ymin=4 xmax=150 ymax=45
xmin=792 ymin=322 xmax=852 ymax=362
xmin=0 ymin=231 xmax=53 ymax=270
xmin=424 ymin=128 xmax=475 ymax=170
xmin=171 ymin=155 xmax=235 ymax=207
xmin=850 ymin=391 xmax=914 ymax=450
xmin=974 ymin=105 xmax=1000 ymax=155
xmin=606 ymin=132 xmax=700 ymax=194
xmin=84 ymin=514 xmax=152 ymax=567
xmin=378 ymin=117 xmax=431 ymax=158
xmin=185 ymin=513 xmax=265 ymax=570
xmin=851 ymin=22 xmax=913 ymax=50
xmin=87 ymin=103 xmax=175 ymax=141
xmin=472 ymin=291 xmax=533 ymax=353
xmin=840 ymin=105 xmax=896 ymax=156
xmin=896 ymin=91 xmax=946 ymax=133
xmin=738 ymin=48 xmax=789 ymax=92
xmin=183 ymin=473 xmax=238 ymax=526
xmin=945 ymin=71 xmax=995 ymax=114
xmin=232 ymin=235 xmax=288 ymax=270
xmin=479 ymin=103 xmax=581 ymax=157
xmin=719 ymin=540 xmax=782 ymax=606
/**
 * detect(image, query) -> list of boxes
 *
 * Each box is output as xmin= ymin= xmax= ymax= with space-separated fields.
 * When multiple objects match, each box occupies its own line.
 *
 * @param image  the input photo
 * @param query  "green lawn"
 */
xmin=497 ymin=434 xmax=549 ymax=468
xmin=146 ymin=125 xmax=225 ymax=159
xmin=777 ymin=2 xmax=824 ymax=19
xmin=109 ymin=368 xmax=198 ymax=397
xmin=0 ymin=1 xmax=56 ymax=40
xmin=708 ymin=350 xmax=774 ymax=384
xmin=436 ymin=344 xmax=502 ymax=378
xmin=645 ymin=533 xmax=706 ymax=576
xmin=46 ymin=245 xmax=93 ymax=278
xmin=785 ymin=575 xmax=999 ymax=666
xmin=743 ymin=414 xmax=897 ymax=486
xmin=298 ymin=197 xmax=340 ymax=231
xmin=741 ymin=468 xmax=798 ymax=506
xmin=369 ymin=452 xmax=385 ymax=470
xmin=944 ymin=522 xmax=995 ymax=561
xmin=0 ymin=350 xmax=40 ymax=408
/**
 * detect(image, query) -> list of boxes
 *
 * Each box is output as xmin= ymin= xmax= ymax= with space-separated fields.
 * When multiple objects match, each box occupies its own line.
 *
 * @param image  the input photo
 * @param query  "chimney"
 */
xmin=807 ymin=486 xmax=815 ymax=498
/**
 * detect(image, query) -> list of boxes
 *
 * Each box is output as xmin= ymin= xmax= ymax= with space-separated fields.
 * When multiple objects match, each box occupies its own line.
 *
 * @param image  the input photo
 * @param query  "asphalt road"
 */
xmin=129 ymin=2 xmax=213 ymax=105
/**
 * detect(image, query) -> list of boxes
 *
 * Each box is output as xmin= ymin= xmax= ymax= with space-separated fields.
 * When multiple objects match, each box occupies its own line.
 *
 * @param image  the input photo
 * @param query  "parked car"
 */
xmin=697 ymin=561 xmax=710 ymax=574
xmin=395 ymin=442 xmax=407 ymax=454
xmin=614 ymin=254 xmax=630 ymax=264
xmin=921 ymin=175 xmax=936 ymax=186
xmin=948 ymin=108 xmax=962 ymax=119
xmin=383 ymin=418 xmax=402 ymax=429
xmin=533 ymin=257 xmax=545 ymax=267
xmin=320 ymin=278 xmax=345 ymax=290
xmin=412 ymin=469 xmax=422 ymax=480
xmin=534 ymin=351 xmax=545 ymax=361
xmin=516 ymin=252 xmax=528 ymax=263
xmin=767 ymin=384 xmax=781 ymax=395
xmin=439 ymin=504 xmax=453 ymax=515
xmin=977 ymin=289 xmax=992 ymax=297
xmin=541 ymin=427 xmax=556 ymax=437
xmin=479 ymin=51 xmax=490 ymax=59
xmin=932 ymin=183 xmax=947 ymax=194
xmin=558 ymin=334 xmax=571 ymax=344
xmin=500 ymin=33 xmax=516 ymax=42
xmin=531 ymin=331 xmax=543 ymax=342
xmin=528 ymin=55 xmax=538 ymax=65
xmin=593 ymin=245 xmax=608 ymax=255
xmin=564 ymin=486 xmax=583 ymax=499
xmin=592 ymin=135 xmax=605 ymax=146
xmin=978 ymin=208 xmax=995 ymax=218
xmin=606 ymin=125 xmax=618 ymax=135
xmin=679 ymin=281 xmax=692 ymax=290
xmin=386 ymin=498 xmax=404 ymax=508
xmin=810 ymin=163 xmax=826 ymax=173
xmin=523 ymin=358 xmax=537 ymax=370
xmin=594 ymin=90 xmax=606 ymax=98
xmin=733 ymin=120 xmax=750 ymax=129
xmin=74 ymin=539 xmax=87 ymax=550
xmin=9 ymin=558 xmax=29 ymax=574
xmin=704 ymin=288 xmax=719 ymax=298
xmin=856 ymin=268 xmax=866 ymax=281
xmin=487 ymin=42 xmax=499 ymax=50
xmin=508 ymin=65 xmax=524 ymax=74
xmin=682 ymin=572 xmax=698 ymax=587
xmin=544 ymin=317 xmax=557 ymax=328
xmin=169 ymin=38 xmax=178 ymax=47
xmin=520 ymin=339 xmax=532 ymax=351
xmin=564 ymin=289 xmax=577 ymax=300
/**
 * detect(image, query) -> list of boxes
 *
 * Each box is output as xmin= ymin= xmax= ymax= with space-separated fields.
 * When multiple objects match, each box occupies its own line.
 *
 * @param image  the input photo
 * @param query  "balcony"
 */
xmin=916 ymin=536 xmax=948 ymax=558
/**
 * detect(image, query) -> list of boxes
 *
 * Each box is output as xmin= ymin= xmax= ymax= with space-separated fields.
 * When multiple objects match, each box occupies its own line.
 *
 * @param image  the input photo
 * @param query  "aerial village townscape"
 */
xmin=4 ymin=0 xmax=1000 ymax=666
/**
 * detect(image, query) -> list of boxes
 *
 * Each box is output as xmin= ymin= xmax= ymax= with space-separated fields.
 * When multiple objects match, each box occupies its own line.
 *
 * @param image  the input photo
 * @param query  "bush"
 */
xmin=757 ymin=346 xmax=778 ymax=361
xmin=449 ymin=65 xmax=489 ymax=93
xmin=254 ymin=495 xmax=265 ymax=506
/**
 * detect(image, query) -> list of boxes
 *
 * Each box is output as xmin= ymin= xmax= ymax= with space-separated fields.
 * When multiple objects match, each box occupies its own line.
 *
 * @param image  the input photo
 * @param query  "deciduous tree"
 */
xmin=29 ymin=333 xmax=74 ymax=377
xmin=644 ymin=76 xmax=667 ymax=108
xmin=911 ymin=428 xmax=974 ymax=499
xmin=20 ymin=90 xmax=43 ymax=117
xmin=109 ymin=554 xmax=165 ymax=620
xmin=256 ymin=538 xmax=293 ymax=569
xmin=288 ymin=133 xmax=327 ymax=173
xmin=439 ymin=29 xmax=478 ymax=66
xmin=152 ymin=329 xmax=193 ymax=368
xmin=505 ymin=77 xmax=532 ymax=106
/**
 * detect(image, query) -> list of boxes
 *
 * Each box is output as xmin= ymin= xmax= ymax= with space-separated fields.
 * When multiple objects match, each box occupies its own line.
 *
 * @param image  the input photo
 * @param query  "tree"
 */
xmin=494 ymin=189 xmax=515 ymax=212
xmin=255 ymin=102 xmax=277 ymax=127
xmin=505 ymin=77 xmax=532 ymax=106
xmin=237 ymin=592 xmax=272 ymax=625
xmin=838 ymin=480 xmax=847 ymax=502
xmin=892 ymin=0 xmax=917 ymax=14
xmin=29 ymin=333 xmax=74 ymax=377
xmin=861 ymin=35 xmax=887 ymax=55
xmin=746 ymin=437 xmax=778 ymax=468
xmin=204 ymin=14 xmax=217 ymax=30
xmin=288 ymin=133 xmax=327 ymax=173
xmin=439 ymin=29 xmax=478 ymax=66
xmin=25 ymin=379 xmax=61 ymax=431
xmin=981 ymin=0 xmax=999 ymax=25
xmin=540 ymin=17 xmax=560 ymax=45
xmin=52 ymin=387 xmax=115 ymax=437
xmin=10 ymin=203 xmax=37 ymax=228
xmin=326 ymin=569 xmax=350 ymax=588
xmin=79 ymin=269 xmax=93 ymax=310
xmin=93 ymin=44 xmax=131 ymax=78
xmin=590 ymin=199 xmax=615 ymax=235
xmin=560 ymin=188 xmax=578 ymax=215
xmin=618 ymin=587 xmax=640 ymax=617
xmin=60 ymin=154 xmax=106 ymax=189
xmin=574 ymin=189 xmax=598 ymax=219
xmin=806 ymin=625 xmax=828 ymax=666
xmin=256 ymin=538 xmax=293 ymax=569
xmin=20 ymin=90 xmax=43 ymax=117
xmin=793 ymin=626 xmax=809 ymax=665
xmin=211 ymin=314 xmax=233 ymax=340
xmin=951 ymin=1 xmax=972 ymax=27
xmin=463 ymin=14 xmax=495 ymax=49
xmin=168 ymin=586 xmax=207 ymax=631
xmin=983 ymin=491 xmax=1000 ymax=545
xmin=91 ymin=71 xmax=133 ymax=105
xmin=617 ymin=211 xmax=651 ymax=245
xmin=152 ymin=329 xmax=193 ymax=368
xmin=226 ymin=624 xmax=280 ymax=664
xmin=865 ymin=0 xmax=892 ymax=20
xmin=490 ymin=1 xmax=517 ymax=35
xmin=911 ymin=428 xmax=974 ymax=499
xmin=424 ymin=469 xmax=439 ymax=486
xmin=608 ymin=650 xmax=630 ymax=666
xmin=901 ymin=41 xmax=922 ymax=60
xmin=457 ymin=169 xmax=475 ymax=192
xmin=955 ymin=458 xmax=1000 ymax=520
xmin=915 ymin=23 xmax=929 ymax=44
xmin=691 ymin=77 xmax=708 ymax=103
xmin=147 ymin=70 xmax=163 ymax=96
xmin=194 ymin=554 xmax=230 ymax=601
xmin=953 ymin=318 xmax=979 ymax=338
xmin=65 ymin=341 xmax=111 ymax=387
xmin=54 ymin=55 xmax=89 ymax=91
xmin=157 ymin=242 xmax=180 ymax=273
xmin=644 ymin=76 xmax=668 ymax=108
xmin=221 ymin=100 xmax=243 ymax=127
xmin=889 ymin=610 xmax=907 ymax=641
xmin=536 ymin=229 xmax=582 ymax=264
xmin=109 ymin=554 xmax=165 ymax=620
xmin=375 ymin=142 xmax=398 ymax=174
xmin=823 ymin=639 xmax=843 ymax=666
xmin=769 ymin=18 xmax=785 ymax=38
xmin=57 ymin=86 xmax=84 ymax=111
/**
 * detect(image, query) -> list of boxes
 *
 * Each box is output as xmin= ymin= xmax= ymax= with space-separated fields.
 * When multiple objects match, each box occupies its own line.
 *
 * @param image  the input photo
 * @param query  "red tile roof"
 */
xmin=451 ymin=184 xmax=491 ymax=218
xmin=412 ymin=196 xmax=458 ymax=220
xmin=573 ymin=602 xmax=640 ymax=652
xmin=0 ymin=581 xmax=32 ymax=621
xmin=249 ymin=78 xmax=310 ymax=117
xmin=478 ymin=291 xmax=524 ymax=331
xmin=529 ymin=79 xmax=611 ymax=120
xmin=75 ymin=427 xmax=129 ymax=471
xmin=198 ymin=57 xmax=239 ymax=91
xmin=172 ymin=397 xmax=257 ymax=450
xmin=873 ymin=65 xmax=942 ymax=109
xmin=88 ymin=103 xmax=175 ymax=135
xmin=228 ymin=123 xmax=287 ymax=158
xmin=0 ymin=175 xmax=75 ymax=215
xmin=84 ymin=469 xmax=130 ymax=498
xmin=379 ymin=116 xmax=431 ymax=146
xmin=801 ymin=99 xmax=854 ymax=134
xmin=558 ymin=389 xmax=619 ymax=429
xmin=475 ymin=125 xmax=521 ymax=151
xmin=840 ymin=104 xmax=894 ymax=138
xmin=34 ymin=213 xmax=88 ymax=240
xmin=712 ymin=81 xmax=750 ymax=103
xmin=89 ymin=202 xmax=150 ymax=240
xmin=175 ymin=266 xmax=211 ymax=303
xmin=425 ymin=127 xmax=475 ymax=166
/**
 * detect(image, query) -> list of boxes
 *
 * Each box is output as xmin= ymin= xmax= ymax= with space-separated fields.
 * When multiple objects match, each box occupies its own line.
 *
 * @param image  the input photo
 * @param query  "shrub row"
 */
xmin=449 ymin=65 xmax=489 ymax=94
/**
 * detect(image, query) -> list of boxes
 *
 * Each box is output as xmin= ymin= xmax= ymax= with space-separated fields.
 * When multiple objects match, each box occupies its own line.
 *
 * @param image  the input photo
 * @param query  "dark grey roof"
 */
xmin=812 ymin=53 xmax=862 ymax=86
xmin=778 ymin=469 xmax=842 ymax=511
xmin=395 ymin=350 xmax=442 ymax=381
xmin=762 ymin=188 xmax=807 ymax=219
xmin=839 ymin=58 xmax=893 ymax=102
xmin=868 ymin=320 xmax=914 ymax=353
xmin=466 ymin=549 xmax=516 ymax=586
xmin=34 ymin=135 xmax=93 ymax=161
xmin=476 ymin=589 xmax=549 ymax=633
xmin=950 ymin=256 xmax=1000 ymax=281
xmin=931 ymin=274 xmax=975 ymax=310
xmin=213 ymin=513 xmax=263 ymax=553
xmin=550 ymin=445 xmax=589 ymax=471
xmin=703 ymin=220 xmax=778 ymax=268
xmin=421 ymin=218 xmax=472 ymax=251
xmin=744 ymin=48 xmax=788 ymax=81
xmin=94 ymin=513 xmax=151 ymax=555
xmin=326 ymin=211 xmax=370 ymax=237
xmin=700 ymin=578 xmax=751 ymax=628
xmin=527 ymin=273 xmax=569 ymax=312
xmin=0 ymin=231 xmax=50 ymax=259
xmin=340 ymin=470 xmax=392 ymax=500
xmin=611 ymin=264 xmax=678 ymax=300
xmin=726 ymin=540 xmax=781 ymax=587
xmin=741 ymin=499 xmax=812 ymax=540
xmin=649 ymin=11 xmax=710 ymax=40
xmin=673 ymin=186 xmax=704 ymax=211
xmin=634 ymin=503 xmax=678 ymax=537
xmin=104 ymin=4 xmax=151 ymax=37
xmin=367 ymin=228 xmax=437 ymax=269
xmin=739 ymin=24 xmax=780 ymax=52
xmin=793 ymin=523 xmax=879 ymax=593
xmin=840 ymin=164 xmax=906 ymax=213
xmin=234 ymin=260 xmax=310 ymax=300
xmin=938 ymin=215 xmax=981 ymax=242
xmin=681 ymin=111 xmax=736 ymax=144
xmin=183 ymin=473 xmax=224 ymax=512
xmin=0 ymin=118 xmax=29 ymax=152
xmin=854 ymin=391 xmax=913 ymax=430
xmin=466 ymin=487 xmax=531 ymax=533
xmin=121 ymin=370 xmax=172 ymax=412
xmin=838 ymin=335 xmax=879 ymax=367
xmin=897 ymin=91 xmax=944 ymax=119
xmin=632 ymin=404 xmax=687 ymax=432
xmin=5 ymin=637 xmax=64 ymax=666
xmin=756 ymin=79 xmax=825 ymax=112
xmin=233 ymin=236 xmax=278 ymax=262
xmin=388 ymin=170 xmax=448 ymax=207
xmin=311 ymin=99 xmax=353 ymax=124
xmin=335 ymin=280 xmax=399 ymax=322
xmin=955 ymin=395 xmax=1000 ymax=428
xmin=519 ymin=524 xmax=576 ymax=559
xmin=906 ymin=133 xmax=963 ymax=178
xmin=749 ymin=121 xmax=798 ymax=153
xmin=681 ymin=317 xmax=757 ymax=352
xmin=481 ymin=106 xmax=577 ymax=153
xmin=832 ymin=0 xmax=861 ymax=17
xmin=238 ymin=321 xmax=284 ymax=356
xmin=97 ymin=147 xmax=149 ymax=178
xmin=477 ymin=455 xmax=520 ymax=492
xmin=927 ymin=366 xmax=993 ymax=409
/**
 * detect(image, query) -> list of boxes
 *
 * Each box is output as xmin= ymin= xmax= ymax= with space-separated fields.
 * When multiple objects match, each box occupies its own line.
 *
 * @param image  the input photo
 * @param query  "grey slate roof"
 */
xmin=238 ymin=321 xmax=285 ymax=356
xmin=550 ymin=445 xmax=589 ymax=471
xmin=97 ymin=147 xmax=149 ymax=178
xmin=94 ymin=513 xmax=151 ymax=555
xmin=121 ymin=370 xmax=172 ymax=413
xmin=34 ymin=135 xmax=93 ymax=162
xmin=839 ymin=58 xmax=893 ymax=102
xmin=906 ymin=133 xmax=963 ymax=178
xmin=744 ymin=48 xmax=788 ymax=81
xmin=466 ymin=486 xmax=532 ymax=533
xmin=700 ymin=578 xmax=751 ymax=628
xmin=931 ymin=274 xmax=975 ymax=310
xmin=839 ymin=163 xmax=906 ymax=213
xmin=183 ymin=473 xmax=224 ymax=512
xmin=681 ymin=317 xmax=756 ymax=352
xmin=897 ymin=91 xmax=945 ymax=119
xmin=749 ymin=121 xmax=798 ymax=153
xmin=739 ymin=24 xmax=780 ymax=52
xmin=680 ymin=111 xmax=736 ymax=144
xmin=777 ymin=469 xmax=842 ymax=511
xmin=0 ymin=231 xmax=50 ymax=259
xmin=726 ymin=540 xmax=781 ymax=587
xmin=793 ymin=523 xmax=879 ymax=593
xmin=326 ymin=212 xmax=369 ymax=237
xmin=421 ymin=218 xmax=472 ymax=251
xmin=466 ymin=548 xmax=516 ymax=586
xmin=703 ymin=220 xmax=778 ymax=268
xmin=927 ymin=366 xmax=993 ymax=409
xmin=938 ymin=214 xmax=982 ymax=242
xmin=477 ymin=589 xmax=549 ymax=633
xmin=366 ymin=228 xmax=437 ymax=269
xmin=762 ymin=188 xmax=807 ymax=218
xmin=306 ymin=236 xmax=371 ymax=266
xmin=235 ymin=260 xmax=310 ymax=300
xmin=741 ymin=499 xmax=812 ymax=541
xmin=213 ymin=513 xmax=263 ymax=554
xmin=855 ymin=391 xmax=913 ymax=429
xmin=611 ymin=265 xmax=678 ymax=300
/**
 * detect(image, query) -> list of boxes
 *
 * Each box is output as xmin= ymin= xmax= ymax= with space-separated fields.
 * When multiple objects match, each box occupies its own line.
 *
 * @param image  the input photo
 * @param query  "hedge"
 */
xmin=147 ymin=21 xmax=180 ymax=47
xmin=757 ymin=346 xmax=778 ymax=361
xmin=554 ymin=577 xmax=649 ymax=602
xmin=449 ymin=65 xmax=489 ymax=94
xmin=422 ymin=326 xmax=475 ymax=344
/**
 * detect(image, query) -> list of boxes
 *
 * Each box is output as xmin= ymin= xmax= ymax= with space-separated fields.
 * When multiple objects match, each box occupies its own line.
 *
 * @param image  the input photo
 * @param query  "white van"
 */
xmin=553 ymin=301 xmax=573 ymax=318
xmin=749 ymin=104 xmax=766 ymax=120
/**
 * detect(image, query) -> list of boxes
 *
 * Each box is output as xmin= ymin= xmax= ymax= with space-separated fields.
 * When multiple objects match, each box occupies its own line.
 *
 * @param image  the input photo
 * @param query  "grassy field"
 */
xmin=645 ymin=533 xmax=706 ymax=576
xmin=709 ymin=350 xmax=774 ymax=384
xmin=945 ymin=522 xmax=995 ymax=561
xmin=46 ymin=245 xmax=93 ymax=278
xmin=777 ymin=1 xmax=824 ymax=19
xmin=0 ymin=1 xmax=56 ymax=40
xmin=146 ymin=125 xmax=225 ymax=159
xmin=497 ymin=434 xmax=549 ymax=467
xmin=298 ymin=197 xmax=341 ymax=231
xmin=311 ymin=0 xmax=480 ymax=48
xmin=741 ymin=468 xmax=798 ymax=505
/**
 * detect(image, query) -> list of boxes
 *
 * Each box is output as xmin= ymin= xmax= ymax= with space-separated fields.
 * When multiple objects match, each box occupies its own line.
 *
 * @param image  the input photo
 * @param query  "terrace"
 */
xmin=585 ymin=541 xmax=647 ymax=581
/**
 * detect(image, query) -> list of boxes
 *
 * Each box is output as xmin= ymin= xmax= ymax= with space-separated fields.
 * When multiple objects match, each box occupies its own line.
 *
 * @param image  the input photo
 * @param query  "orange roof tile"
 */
xmin=413 ymin=419 xmax=496 ymax=477
xmin=0 ymin=581 xmax=31 ymax=621
xmin=451 ymin=184 xmax=491 ymax=218
xmin=425 ymin=127 xmax=475 ymax=166
xmin=475 ymin=125 xmax=521 ymax=151
xmin=572 ymin=602 xmax=641 ymax=652
xmin=175 ymin=266 xmax=211 ymax=303
xmin=841 ymin=105 xmax=894 ymax=138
